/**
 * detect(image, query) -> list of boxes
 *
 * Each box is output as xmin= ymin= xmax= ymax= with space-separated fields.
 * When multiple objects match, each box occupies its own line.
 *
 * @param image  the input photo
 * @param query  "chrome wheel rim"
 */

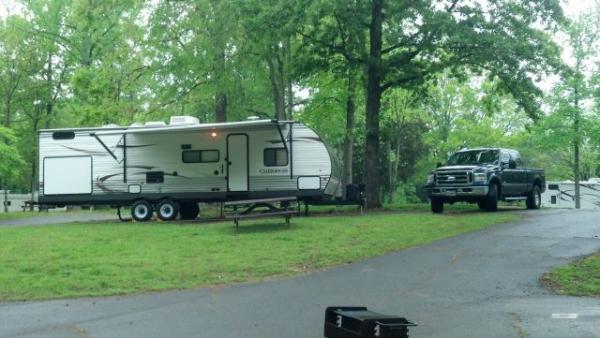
xmin=160 ymin=204 xmax=174 ymax=218
xmin=134 ymin=205 xmax=148 ymax=219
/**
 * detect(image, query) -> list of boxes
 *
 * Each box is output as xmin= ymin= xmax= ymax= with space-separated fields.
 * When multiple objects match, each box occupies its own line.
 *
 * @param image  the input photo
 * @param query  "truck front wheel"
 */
xmin=485 ymin=184 xmax=499 ymax=212
xmin=477 ymin=200 xmax=487 ymax=211
xmin=430 ymin=198 xmax=444 ymax=213
xmin=526 ymin=185 xmax=541 ymax=209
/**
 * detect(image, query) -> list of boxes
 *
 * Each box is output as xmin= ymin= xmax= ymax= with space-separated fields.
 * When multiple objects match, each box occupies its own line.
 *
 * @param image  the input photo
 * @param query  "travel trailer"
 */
xmin=541 ymin=180 xmax=600 ymax=209
xmin=36 ymin=116 xmax=344 ymax=221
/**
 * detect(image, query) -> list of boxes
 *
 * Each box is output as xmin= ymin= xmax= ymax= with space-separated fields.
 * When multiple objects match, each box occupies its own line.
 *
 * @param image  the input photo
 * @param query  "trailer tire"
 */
xmin=179 ymin=202 xmax=199 ymax=220
xmin=131 ymin=200 xmax=153 ymax=222
xmin=156 ymin=199 xmax=179 ymax=221
xmin=430 ymin=198 xmax=444 ymax=213
xmin=485 ymin=183 xmax=499 ymax=212
xmin=526 ymin=185 xmax=541 ymax=210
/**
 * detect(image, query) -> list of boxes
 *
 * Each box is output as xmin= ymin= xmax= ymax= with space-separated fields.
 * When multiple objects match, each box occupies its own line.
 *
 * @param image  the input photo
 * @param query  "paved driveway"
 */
xmin=1 ymin=209 xmax=599 ymax=338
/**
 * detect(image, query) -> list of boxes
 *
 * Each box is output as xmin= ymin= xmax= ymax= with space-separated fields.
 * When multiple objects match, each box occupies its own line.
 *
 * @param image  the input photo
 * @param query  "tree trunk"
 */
xmin=573 ymin=102 xmax=581 ymax=209
xmin=45 ymin=52 xmax=54 ymax=128
xmin=215 ymin=92 xmax=227 ymax=122
xmin=267 ymin=50 xmax=286 ymax=120
xmin=286 ymin=38 xmax=294 ymax=120
xmin=214 ymin=48 xmax=227 ymax=123
xmin=363 ymin=0 xmax=384 ymax=208
xmin=342 ymin=70 xmax=356 ymax=197
xmin=387 ymin=141 xmax=394 ymax=203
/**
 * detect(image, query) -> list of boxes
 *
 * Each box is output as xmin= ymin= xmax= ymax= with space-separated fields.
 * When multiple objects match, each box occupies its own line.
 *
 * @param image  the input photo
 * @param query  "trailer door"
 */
xmin=226 ymin=134 xmax=249 ymax=192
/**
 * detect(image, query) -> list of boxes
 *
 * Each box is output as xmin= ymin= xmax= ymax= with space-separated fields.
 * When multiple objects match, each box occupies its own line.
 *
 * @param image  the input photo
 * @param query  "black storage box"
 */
xmin=324 ymin=306 xmax=416 ymax=338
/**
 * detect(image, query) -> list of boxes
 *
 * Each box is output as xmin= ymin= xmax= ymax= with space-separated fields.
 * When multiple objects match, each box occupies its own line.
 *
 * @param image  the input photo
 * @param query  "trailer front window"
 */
xmin=264 ymin=148 xmax=288 ymax=167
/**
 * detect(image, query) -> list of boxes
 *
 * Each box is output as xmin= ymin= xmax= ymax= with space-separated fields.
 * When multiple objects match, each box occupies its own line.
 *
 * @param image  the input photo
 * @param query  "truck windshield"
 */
xmin=447 ymin=150 xmax=499 ymax=165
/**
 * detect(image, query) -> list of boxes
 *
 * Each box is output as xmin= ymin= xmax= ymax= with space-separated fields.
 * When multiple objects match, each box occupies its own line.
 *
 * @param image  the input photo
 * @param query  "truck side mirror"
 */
xmin=436 ymin=162 xmax=442 ymax=168
xmin=508 ymin=159 xmax=516 ymax=169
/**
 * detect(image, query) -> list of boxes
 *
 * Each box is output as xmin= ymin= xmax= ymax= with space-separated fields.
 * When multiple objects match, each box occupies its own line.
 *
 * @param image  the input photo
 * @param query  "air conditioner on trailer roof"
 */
xmin=170 ymin=116 xmax=200 ymax=126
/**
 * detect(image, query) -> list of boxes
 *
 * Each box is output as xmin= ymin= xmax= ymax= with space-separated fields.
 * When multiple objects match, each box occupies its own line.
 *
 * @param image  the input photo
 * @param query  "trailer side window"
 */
xmin=52 ymin=131 xmax=75 ymax=140
xmin=146 ymin=171 xmax=164 ymax=184
xmin=264 ymin=148 xmax=288 ymax=167
xmin=182 ymin=150 xmax=220 ymax=163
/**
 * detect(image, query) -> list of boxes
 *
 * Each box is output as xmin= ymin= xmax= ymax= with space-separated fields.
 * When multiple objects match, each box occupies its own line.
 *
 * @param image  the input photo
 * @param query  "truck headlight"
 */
xmin=473 ymin=172 xmax=487 ymax=183
xmin=427 ymin=174 xmax=435 ymax=184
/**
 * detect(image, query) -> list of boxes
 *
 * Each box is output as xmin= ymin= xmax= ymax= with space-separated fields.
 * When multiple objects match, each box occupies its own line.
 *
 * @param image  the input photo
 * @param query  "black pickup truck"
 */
xmin=425 ymin=148 xmax=545 ymax=213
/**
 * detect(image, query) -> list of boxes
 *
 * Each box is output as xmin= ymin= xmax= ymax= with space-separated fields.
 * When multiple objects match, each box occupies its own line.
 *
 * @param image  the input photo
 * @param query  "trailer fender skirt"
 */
xmin=117 ymin=206 xmax=132 ymax=222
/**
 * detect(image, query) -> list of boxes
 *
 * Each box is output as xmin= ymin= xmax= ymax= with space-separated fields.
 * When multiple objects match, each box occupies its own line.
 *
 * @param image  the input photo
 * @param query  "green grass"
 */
xmin=0 ymin=210 xmax=520 ymax=301
xmin=543 ymin=252 xmax=600 ymax=297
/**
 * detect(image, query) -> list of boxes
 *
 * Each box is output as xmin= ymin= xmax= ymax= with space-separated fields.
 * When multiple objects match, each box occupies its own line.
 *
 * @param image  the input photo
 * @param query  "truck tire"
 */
xmin=477 ymin=200 xmax=487 ymax=211
xmin=156 ymin=199 xmax=179 ymax=221
xmin=485 ymin=183 xmax=498 ymax=212
xmin=131 ymin=200 xmax=153 ymax=222
xmin=430 ymin=198 xmax=444 ymax=213
xmin=526 ymin=185 xmax=541 ymax=209
xmin=179 ymin=202 xmax=199 ymax=220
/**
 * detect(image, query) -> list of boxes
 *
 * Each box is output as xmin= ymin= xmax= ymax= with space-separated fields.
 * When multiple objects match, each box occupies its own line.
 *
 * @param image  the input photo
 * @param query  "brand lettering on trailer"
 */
xmin=259 ymin=168 xmax=289 ymax=174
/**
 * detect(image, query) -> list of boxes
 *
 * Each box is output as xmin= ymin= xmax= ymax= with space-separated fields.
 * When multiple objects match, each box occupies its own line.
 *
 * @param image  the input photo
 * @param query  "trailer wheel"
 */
xmin=156 ymin=199 xmax=179 ymax=221
xmin=179 ymin=202 xmax=199 ymax=220
xmin=131 ymin=200 xmax=153 ymax=222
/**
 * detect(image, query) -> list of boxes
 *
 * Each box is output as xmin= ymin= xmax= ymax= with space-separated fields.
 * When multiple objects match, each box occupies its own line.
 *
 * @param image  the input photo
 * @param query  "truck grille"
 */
xmin=436 ymin=171 xmax=471 ymax=185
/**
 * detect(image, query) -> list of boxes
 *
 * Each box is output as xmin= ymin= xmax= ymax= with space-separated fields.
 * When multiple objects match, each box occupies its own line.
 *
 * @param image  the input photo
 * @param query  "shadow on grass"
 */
xmin=228 ymin=222 xmax=294 ymax=234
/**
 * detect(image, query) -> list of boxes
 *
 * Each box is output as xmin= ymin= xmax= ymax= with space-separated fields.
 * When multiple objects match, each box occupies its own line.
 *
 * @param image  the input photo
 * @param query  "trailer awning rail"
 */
xmin=92 ymin=119 xmax=292 ymax=136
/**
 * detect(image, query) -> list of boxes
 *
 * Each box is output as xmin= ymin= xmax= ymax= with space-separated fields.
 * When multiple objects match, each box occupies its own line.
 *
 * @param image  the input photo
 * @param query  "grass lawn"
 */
xmin=0 ymin=210 xmax=520 ymax=301
xmin=542 ymin=251 xmax=600 ymax=297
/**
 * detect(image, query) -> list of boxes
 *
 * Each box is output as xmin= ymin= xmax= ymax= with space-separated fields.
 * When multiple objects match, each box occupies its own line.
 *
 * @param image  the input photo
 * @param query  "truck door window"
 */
xmin=510 ymin=151 xmax=523 ymax=168
xmin=500 ymin=151 xmax=510 ymax=164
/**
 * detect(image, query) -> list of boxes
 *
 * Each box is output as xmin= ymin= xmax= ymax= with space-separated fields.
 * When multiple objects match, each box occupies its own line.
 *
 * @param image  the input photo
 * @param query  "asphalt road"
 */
xmin=1 ymin=209 xmax=599 ymax=338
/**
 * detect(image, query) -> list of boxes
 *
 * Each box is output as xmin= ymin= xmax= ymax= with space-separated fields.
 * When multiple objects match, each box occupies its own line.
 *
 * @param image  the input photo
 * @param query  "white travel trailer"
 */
xmin=541 ymin=180 xmax=600 ymax=209
xmin=37 ymin=116 xmax=344 ymax=221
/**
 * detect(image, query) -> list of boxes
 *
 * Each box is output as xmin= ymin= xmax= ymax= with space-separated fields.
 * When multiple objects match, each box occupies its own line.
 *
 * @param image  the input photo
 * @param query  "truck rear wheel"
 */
xmin=526 ymin=185 xmax=541 ymax=209
xmin=430 ymin=198 xmax=444 ymax=213
xmin=485 ymin=183 xmax=499 ymax=212
xmin=131 ymin=200 xmax=153 ymax=222
xmin=179 ymin=202 xmax=199 ymax=220
xmin=156 ymin=199 xmax=179 ymax=221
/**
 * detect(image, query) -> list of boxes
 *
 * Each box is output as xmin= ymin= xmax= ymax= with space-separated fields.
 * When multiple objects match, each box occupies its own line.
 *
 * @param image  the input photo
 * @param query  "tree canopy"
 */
xmin=0 ymin=0 xmax=598 ymax=209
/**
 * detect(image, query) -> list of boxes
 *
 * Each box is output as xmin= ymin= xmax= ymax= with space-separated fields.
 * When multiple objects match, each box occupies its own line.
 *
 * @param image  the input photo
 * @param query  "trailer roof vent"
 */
xmin=145 ymin=121 xmax=167 ymax=127
xmin=247 ymin=116 xmax=260 ymax=121
xmin=170 ymin=116 xmax=200 ymax=125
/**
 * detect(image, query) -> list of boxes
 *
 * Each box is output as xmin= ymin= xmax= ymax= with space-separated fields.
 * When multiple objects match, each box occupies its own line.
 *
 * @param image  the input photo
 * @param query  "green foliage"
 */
xmin=0 ymin=127 xmax=25 ymax=181
xmin=0 ymin=0 xmax=598 ymax=202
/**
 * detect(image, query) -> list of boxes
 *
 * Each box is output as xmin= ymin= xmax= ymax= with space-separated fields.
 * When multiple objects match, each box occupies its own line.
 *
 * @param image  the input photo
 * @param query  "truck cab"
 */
xmin=425 ymin=148 xmax=545 ymax=213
